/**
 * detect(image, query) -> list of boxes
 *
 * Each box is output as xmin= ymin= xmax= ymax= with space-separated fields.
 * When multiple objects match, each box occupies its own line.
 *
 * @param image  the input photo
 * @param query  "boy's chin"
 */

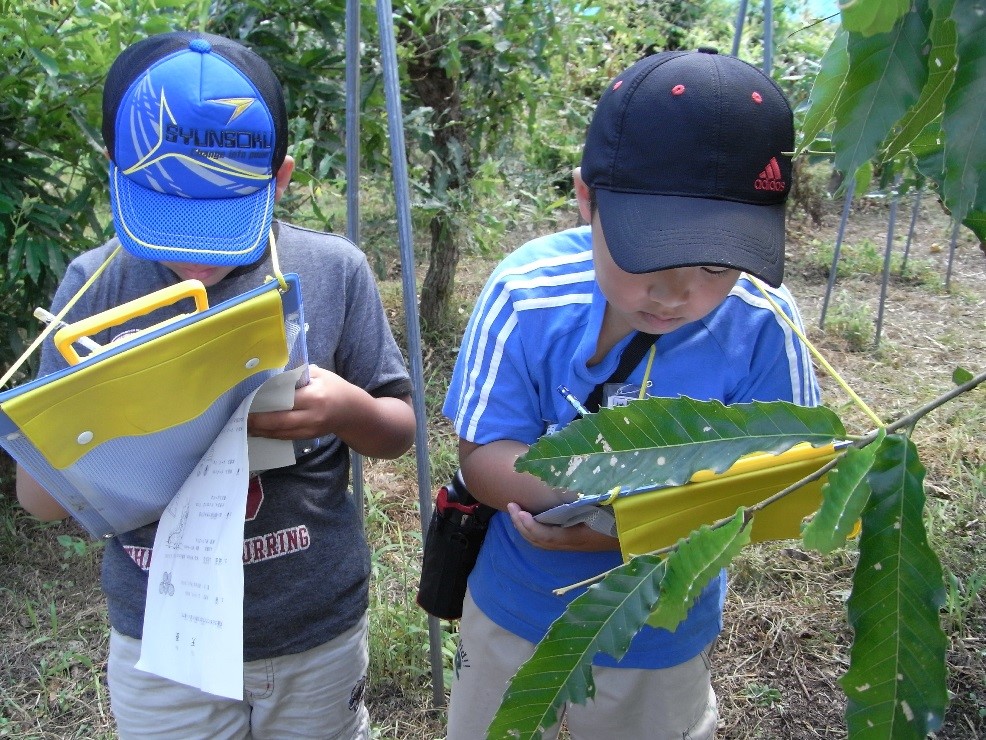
xmin=162 ymin=263 xmax=236 ymax=286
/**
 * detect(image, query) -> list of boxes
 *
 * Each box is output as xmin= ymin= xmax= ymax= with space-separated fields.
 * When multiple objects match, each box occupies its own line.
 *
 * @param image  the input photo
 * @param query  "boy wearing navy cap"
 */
xmin=442 ymin=49 xmax=820 ymax=738
xmin=17 ymin=31 xmax=416 ymax=738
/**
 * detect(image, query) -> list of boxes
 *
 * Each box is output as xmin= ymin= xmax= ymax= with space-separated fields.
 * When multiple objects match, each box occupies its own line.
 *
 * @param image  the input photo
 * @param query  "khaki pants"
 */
xmin=108 ymin=615 xmax=370 ymax=739
xmin=446 ymin=591 xmax=718 ymax=740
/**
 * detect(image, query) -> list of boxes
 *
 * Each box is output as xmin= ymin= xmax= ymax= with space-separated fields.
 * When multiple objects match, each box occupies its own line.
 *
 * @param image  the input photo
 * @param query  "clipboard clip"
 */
xmin=53 ymin=280 xmax=210 ymax=366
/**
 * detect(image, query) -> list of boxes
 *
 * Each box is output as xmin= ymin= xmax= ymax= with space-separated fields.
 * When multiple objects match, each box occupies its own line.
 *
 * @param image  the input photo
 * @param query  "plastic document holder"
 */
xmin=0 ymin=274 xmax=308 ymax=540
xmin=613 ymin=443 xmax=843 ymax=561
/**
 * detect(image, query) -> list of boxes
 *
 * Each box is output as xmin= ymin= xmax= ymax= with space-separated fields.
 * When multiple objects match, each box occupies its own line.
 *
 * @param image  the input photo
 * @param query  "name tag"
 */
xmin=603 ymin=381 xmax=651 ymax=408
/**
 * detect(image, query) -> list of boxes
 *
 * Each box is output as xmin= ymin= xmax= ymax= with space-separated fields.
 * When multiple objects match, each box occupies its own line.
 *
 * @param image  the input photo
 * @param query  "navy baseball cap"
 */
xmin=102 ymin=31 xmax=288 ymax=266
xmin=581 ymin=49 xmax=794 ymax=287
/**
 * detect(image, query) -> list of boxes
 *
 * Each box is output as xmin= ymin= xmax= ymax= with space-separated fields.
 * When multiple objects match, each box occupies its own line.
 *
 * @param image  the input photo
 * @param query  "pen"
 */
xmin=557 ymin=385 xmax=591 ymax=417
xmin=34 ymin=308 xmax=102 ymax=352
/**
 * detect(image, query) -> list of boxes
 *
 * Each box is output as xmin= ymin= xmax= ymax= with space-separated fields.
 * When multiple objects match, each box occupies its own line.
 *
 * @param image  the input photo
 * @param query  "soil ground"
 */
xmin=2 ymin=192 xmax=984 ymax=739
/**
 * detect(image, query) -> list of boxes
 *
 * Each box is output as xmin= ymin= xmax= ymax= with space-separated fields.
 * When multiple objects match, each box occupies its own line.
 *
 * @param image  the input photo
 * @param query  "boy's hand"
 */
xmin=246 ymin=365 xmax=415 ymax=459
xmin=507 ymin=502 xmax=620 ymax=552
xmin=247 ymin=364 xmax=351 ymax=441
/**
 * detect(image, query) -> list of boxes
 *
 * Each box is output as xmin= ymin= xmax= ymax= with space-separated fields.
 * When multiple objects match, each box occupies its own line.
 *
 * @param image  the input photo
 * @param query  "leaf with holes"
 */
xmin=516 ymin=397 xmax=845 ymax=496
xmin=647 ymin=508 xmax=751 ymax=630
xmin=841 ymin=434 xmax=947 ymax=738
xmin=802 ymin=430 xmax=883 ymax=553
xmin=883 ymin=0 xmax=956 ymax=161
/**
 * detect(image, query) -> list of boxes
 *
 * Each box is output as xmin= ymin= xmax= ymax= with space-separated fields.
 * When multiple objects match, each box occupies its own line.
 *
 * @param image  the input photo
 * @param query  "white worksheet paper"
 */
xmin=136 ymin=367 xmax=303 ymax=698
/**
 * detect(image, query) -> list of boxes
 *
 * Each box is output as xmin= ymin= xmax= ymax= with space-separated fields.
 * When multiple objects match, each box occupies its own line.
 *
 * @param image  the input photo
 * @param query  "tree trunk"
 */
xmin=398 ymin=22 xmax=472 ymax=333
xmin=419 ymin=213 xmax=459 ymax=332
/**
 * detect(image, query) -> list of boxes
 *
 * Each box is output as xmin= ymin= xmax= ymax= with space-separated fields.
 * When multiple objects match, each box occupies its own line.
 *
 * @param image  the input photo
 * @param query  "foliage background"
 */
xmin=0 ymin=0 xmax=838 ymax=376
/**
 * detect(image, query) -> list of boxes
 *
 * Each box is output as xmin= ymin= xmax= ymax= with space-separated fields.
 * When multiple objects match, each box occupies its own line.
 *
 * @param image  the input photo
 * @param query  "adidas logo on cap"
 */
xmin=755 ymin=157 xmax=786 ymax=192
xmin=579 ymin=49 xmax=794 ymax=287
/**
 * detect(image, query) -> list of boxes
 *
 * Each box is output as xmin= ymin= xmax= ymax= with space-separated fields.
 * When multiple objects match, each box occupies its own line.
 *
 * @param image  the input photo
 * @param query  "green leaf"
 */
xmin=913 ymin=126 xmax=946 ymax=168
xmin=936 ymin=154 xmax=986 ymax=242
xmin=952 ymin=366 xmax=973 ymax=385
xmin=27 ymin=45 xmax=59 ymax=76
xmin=914 ymin=126 xmax=986 ymax=244
xmin=45 ymin=240 xmax=66 ymax=280
xmin=840 ymin=434 xmax=947 ymax=738
xmin=839 ymin=0 xmax=911 ymax=36
xmin=962 ymin=206 xmax=986 ymax=245
xmin=517 ymin=398 xmax=845 ymax=496
xmin=802 ymin=430 xmax=884 ymax=553
xmin=909 ymin=136 xmax=951 ymax=175
xmin=853 ymin=160 xmax=874 ymax=197
xmin=647 ymin=509 xmax=751 ymax=630
xmin=833 ymin=5 xmax=931 ymax=179
xmin=798 ymin=29 xmax=849 ymax=154
xmin=940 ymin=0 xmax=986 ymax=226
xmin=488 ymin=555 xmax=667 ymax=739
xmin=23 ymin=235 xmax=41 ymax=283
xmin=883 ymin=0 xmax=956 ymax=160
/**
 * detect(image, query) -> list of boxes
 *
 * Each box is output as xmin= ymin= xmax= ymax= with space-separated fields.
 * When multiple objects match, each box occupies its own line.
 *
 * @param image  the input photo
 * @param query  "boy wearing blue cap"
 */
xmin=442 ymin=49 xmax=820 ymax=738
xmin=16 ymin=31 xmax=416 ymax=738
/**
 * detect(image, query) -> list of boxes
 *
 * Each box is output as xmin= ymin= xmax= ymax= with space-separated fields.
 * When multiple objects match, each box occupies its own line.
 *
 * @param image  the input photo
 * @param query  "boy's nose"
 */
xmin=647 ymin=269 xmax=691 ymax=305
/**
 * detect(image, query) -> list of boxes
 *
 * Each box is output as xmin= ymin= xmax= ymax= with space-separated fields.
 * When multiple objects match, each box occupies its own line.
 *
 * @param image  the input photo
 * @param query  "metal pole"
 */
xmin=375 ymin=0 xmax=445 ymax=707
xmin=762 ymin=0 xmax=773 ymax=73
xmin=874 ymin=177 xmax=902 ymax=348
xmin=819 ymin=178 xmax=854 ymax=329
xmin=345 ymin=0 xmax=365 ymax=523
xmin=945 ymin=220 xmax=959 ymax=291
xmin=731 ymin=0 xmax=749 ymax=56
xmin=901 ymin=189 xmax=922 ymax=275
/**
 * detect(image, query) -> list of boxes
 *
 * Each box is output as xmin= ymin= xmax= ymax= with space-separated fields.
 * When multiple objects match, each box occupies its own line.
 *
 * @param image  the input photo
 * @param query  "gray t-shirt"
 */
xmin=39 ymin=221 xmax=412 ymax=660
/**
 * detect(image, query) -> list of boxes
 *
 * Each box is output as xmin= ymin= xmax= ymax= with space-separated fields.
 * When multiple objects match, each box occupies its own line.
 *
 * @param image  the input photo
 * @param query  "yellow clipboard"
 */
xmin=613 ymin=442 xmax=845 ymax=560
xmin=0 ymin=274 xmax=308 ymax=539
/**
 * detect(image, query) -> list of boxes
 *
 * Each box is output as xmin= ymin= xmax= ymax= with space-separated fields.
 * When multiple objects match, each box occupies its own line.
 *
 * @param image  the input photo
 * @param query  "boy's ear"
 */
xmin=573 ymin=167 xmax=592 ymax=224
xmin=274 ymin=155 xmax=295 ymax=202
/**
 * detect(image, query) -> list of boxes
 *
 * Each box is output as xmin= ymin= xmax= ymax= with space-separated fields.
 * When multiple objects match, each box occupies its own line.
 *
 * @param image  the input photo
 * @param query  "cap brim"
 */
xmin=595 ymin=190 xmax=785 ymax=287
xmin=110 ymin=162 xmax=275 ymax=267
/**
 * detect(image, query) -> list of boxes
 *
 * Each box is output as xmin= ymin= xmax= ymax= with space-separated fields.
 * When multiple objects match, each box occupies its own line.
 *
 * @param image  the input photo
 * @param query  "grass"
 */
xmin=365 ymin=484 xmax=433 ymax=685
xmin=821 ymin=290 xmax=874 ymax=352
xmin=742 ymin=683 xmax=784 ymax=708
xmin=363 ymin=484 xmax=450 ymax=739
xmin=1 ymin=482 xmax=113 ymax=739
xmin=804 ymin=235 xmax=946 ymax=293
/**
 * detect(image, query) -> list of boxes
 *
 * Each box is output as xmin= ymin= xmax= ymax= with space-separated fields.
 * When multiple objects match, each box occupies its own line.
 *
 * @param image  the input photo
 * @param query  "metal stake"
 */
xmin=874 ymin=177 xmax=903 ymax=348
xmin=375 ymin=0 xmax=444 ymax=706
xmin=819 ymin=178 xmax=854 ymax=328
xmin=346 ymin=0 xmax=365 ymax=525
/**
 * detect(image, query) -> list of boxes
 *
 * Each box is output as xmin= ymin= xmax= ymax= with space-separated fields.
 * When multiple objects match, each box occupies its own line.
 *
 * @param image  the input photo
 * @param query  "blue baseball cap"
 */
xmin=581 ymin=49 xmax=794 ymax=287
xmin=102 ymin=32 xmax=288 ymax=266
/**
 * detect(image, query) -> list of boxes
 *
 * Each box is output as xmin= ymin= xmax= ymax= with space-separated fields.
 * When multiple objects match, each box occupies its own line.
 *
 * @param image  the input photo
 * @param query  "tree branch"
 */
xmin=555 ymin=369 xmax=985 ymax=595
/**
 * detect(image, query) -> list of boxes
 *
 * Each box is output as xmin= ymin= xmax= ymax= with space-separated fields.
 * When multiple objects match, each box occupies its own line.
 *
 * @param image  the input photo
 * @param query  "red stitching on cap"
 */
xmin=671 ymin=84 xmax=685 ymax=96
xmin=752 ymin=91 xmax=763 ymax=104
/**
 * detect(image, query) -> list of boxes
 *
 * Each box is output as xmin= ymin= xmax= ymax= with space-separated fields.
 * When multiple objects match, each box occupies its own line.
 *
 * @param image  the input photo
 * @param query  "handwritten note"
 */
xmin=136 ymin=367 xmax=303 ymax=698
